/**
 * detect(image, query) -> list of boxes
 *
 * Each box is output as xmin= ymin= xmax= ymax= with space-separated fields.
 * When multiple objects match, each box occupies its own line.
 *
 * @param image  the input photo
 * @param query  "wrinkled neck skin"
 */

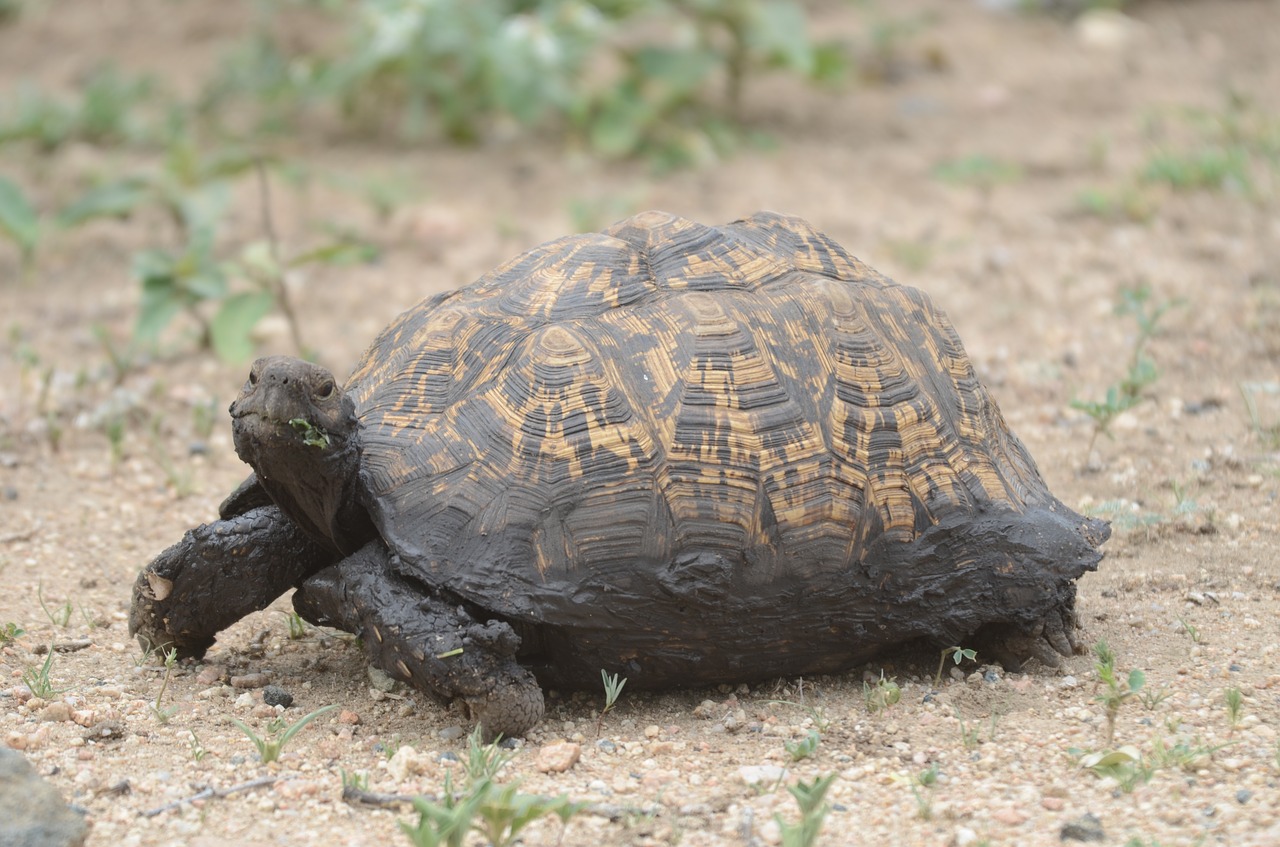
xmin=229 ymin=356 xmax=372 ymax=554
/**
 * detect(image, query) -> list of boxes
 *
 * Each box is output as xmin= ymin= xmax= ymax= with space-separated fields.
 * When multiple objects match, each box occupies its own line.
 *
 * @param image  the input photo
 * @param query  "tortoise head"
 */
xmin=229 ymin=356 xmax=365 ymax=550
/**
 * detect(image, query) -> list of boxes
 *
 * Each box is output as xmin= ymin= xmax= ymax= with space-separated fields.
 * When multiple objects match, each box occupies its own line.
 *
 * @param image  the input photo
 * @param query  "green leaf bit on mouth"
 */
xmin=289 ymin=418 xmax=331 ymax=448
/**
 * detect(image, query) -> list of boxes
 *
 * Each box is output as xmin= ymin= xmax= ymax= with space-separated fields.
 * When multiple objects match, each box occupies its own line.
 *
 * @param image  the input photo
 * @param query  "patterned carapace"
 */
xmin=345 ymin=211 xmax=1047 ymax=593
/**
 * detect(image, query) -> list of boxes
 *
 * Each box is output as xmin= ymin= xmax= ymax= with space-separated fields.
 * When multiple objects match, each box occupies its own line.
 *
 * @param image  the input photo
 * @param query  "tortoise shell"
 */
xmin=341 ymin=211 xmax=1103 ymax=686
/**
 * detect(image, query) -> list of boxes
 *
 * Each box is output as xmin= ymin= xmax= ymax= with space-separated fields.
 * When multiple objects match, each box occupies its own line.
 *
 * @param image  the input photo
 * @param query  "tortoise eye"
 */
xmin=247 ymin=368 xmax=259 ymax=386
xmin=316 ymin=379 xmax=337 ymax=400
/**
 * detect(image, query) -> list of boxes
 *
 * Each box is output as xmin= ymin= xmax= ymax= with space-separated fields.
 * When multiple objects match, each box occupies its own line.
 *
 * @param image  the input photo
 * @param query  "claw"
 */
xmin=1043 ymin=613 xmax=1074 ymax=657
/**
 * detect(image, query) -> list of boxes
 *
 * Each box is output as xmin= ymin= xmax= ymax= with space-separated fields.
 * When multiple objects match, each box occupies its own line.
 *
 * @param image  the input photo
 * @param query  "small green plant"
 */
xmin=1224 ymin=687 xmax=1244 ymax=732
xmin=596 ymin=669 xmax=627 ymax=735
xmin=1138 ymin=685 xmax=1172 ymax=710
xmin=147 ymin=417 xmax=195 ymax=497
xmin=402 ymin=743 xmax=584 ymax=847
xmin=189 ymin=731 xmax=207 ymax=762
xmin=0 ymin=175 xmax=38 ymax=270
xmin=908 ymin=763 xmax=938 ymax=821
xmin=1093 ymin=640 xmax=1145 ymax=746
xmin=1074 ymin=746 xmax=1153 ymax=794
xmin=863 ymin=672 xmax=901 ymax=714
xmin=21 ymin=647 xmax=64 ymax=699
xmin=1240 ymin=381 xmax=1280 ymax=448
xmin=766 ymin=698 xmax=832 ymax=732
xmin=151 ymin=647 xmax=180 ymax=724
xmin=1141 ymin=147 xmax=1250 ymax=192
xmin=1175 ymin=615 xmax=1202 ymax=643
xmin=935 ymin=645 xmax=977 ymax=686
xmin=773 ymin=773 xmax=836 ymax=847
xmin=463 ymin=725 xmax=514 ymax=784
xmin=0 ymin=621 xmax=25 ymax=644
xmin=37 ymin=582 xmax=72 ymax=628
xmin=1072 ymin=285 xmax=1180 ymax=453
xmin=280 ymin=611 xmax=308 ymax=640
xmin=231 ymin=704 xmax=336 ymax=764
xmin=1147 ymin=734 xmax=1230 ymax=773
xmin=954 ymin=706 xmax=981 ymax=750
xmin=932 ymin=154 xmax=1022 ymax=191
xmin=785 ymin=729 xmax=821 ymax=762
xmin=341 ymin=768 xmax=370 ymax=792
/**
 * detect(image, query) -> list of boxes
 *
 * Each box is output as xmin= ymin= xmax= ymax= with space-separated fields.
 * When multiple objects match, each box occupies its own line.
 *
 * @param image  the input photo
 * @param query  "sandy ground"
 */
xmin=1 ymin=1 xmax=1279 ymax=845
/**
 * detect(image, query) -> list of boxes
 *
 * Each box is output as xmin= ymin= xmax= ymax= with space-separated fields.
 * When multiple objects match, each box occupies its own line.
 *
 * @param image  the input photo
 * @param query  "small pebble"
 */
xmin=1060 ymin=812 xmax=1105 ymax=842
xmin=535 ymin=741 xmax=581 ymax=773
xmin=338 ymin=709 xmax=361 ymax=725
xmin=437 ymin=726 xmax=465 ymax=741
xmin=738 ymin=765 xmax=786 ymax=787
xmin=262 ymin=685 xmax=293 ymax=708
xmin=38 ymin=702 xmax=73 ymax=723
xmin=231 ymin=673 xmax=269 ymax=689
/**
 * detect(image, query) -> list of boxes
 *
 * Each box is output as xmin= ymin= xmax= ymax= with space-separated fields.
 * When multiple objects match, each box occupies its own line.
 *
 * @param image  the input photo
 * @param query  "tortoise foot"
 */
xmin=293 ymin=542 xmax=545 ymax=739
xmin=975 ymin=602 xmax=1083 ymax=672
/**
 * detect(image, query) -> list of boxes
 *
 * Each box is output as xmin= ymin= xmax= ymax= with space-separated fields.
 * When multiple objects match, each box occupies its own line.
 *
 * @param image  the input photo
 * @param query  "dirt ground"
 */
xmin=2 ymin=1 xmax=1279 ymax=845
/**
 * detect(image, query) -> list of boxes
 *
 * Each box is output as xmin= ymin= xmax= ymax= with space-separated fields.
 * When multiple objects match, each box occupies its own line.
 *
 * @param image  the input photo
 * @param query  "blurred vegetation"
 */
xmin=194 ymin=0 xmax=848 ymax=166
xmin=0 ymin=0 xmax=859 ymax=363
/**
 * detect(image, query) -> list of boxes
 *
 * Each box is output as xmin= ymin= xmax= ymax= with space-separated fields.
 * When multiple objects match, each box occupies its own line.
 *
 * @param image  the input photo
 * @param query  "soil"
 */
xmin=2 ymin=1 xmax=1279 ymax=846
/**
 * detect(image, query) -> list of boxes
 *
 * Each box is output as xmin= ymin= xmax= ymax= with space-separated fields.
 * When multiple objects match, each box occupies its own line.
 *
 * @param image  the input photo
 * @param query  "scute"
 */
xmin=342 ymin=212 xmax=1102 ymax=678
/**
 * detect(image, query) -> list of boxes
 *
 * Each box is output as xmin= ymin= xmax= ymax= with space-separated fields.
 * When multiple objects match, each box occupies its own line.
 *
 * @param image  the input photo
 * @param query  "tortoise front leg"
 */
xmin=292 ymin=543 xmax=545 ymax=740
xmin=130 ymin=506 xmax=337 ymax=658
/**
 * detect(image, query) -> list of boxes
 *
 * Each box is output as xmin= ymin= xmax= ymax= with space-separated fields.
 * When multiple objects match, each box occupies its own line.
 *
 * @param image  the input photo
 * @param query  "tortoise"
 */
xmin=130 ymin=211 xmax=1108 ymax=739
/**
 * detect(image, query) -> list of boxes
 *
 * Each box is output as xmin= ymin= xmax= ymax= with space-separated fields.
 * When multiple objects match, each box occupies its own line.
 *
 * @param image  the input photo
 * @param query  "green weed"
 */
xmin=785 ymin=729 xmax=821 ymax=762
xmin=402 ymin=730 xmax=584 ymax=847
xmin=935 ymin=645 xmax=977 ymax=687
xmin=1224 ymin=687 xmax=1244 ymax=732
xmin=908 ymin=763 xmax=938 ymax=820
xmin=189 ymin=730 xmax=207 ymax=762
xmin=231 ymin=704 xmax=336 ymax=764
xmin=596 ymin=669 xmax=627 ymax=735
xmin=0 ymin=621 xmax=25 ymax=644
xmin=22 ymin=647 xmax=64 ymax=699
xmin=1093 ymin=641 xmax=1145 ymax=746
xmin=1240 ymin=381 xmax=1280 ymax=448
xmin=1072 ymin=285 xmax=1180 ymax=453
xmin=773 ymin=773 xmax=836 ymax=847
xmin=932 ymin=154 xmax=1022 ymax=190
xmin=37 ymin=582 xmax=72 ymax=628
xmin=1175 ymin=615 xmax=1202 ymax=643
xmin=1073 ymin=746 xmax=1153 ymax=793
xmin=1141 ymin=148 xmax=1250 ymax=192
xmin=151 ymin=647 xmax=180 ymax=724
xmin=863 ymin=672 xmax=901 ymax=714
xmin=280 ymin=611 xmax=308 ymax=640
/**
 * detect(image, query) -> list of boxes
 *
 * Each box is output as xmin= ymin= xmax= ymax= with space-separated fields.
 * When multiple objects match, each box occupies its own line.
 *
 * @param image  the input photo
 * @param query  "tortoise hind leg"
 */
xmin=971 ymin=590 xmax=1084 ymax=671
xmin=291 ymin=542 xmax=545 ymax=740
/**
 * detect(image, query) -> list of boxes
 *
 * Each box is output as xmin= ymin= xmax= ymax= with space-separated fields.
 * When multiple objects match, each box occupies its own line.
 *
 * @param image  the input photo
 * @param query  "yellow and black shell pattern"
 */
xmin=345 ymin=211 xmax=1106 ymax=687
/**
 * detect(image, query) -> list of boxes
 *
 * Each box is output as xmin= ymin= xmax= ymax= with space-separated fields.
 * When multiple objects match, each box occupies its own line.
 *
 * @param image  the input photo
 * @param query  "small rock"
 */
xmin=275 ymin=778 xmax=323 ymax=800
xmin=1074 ymin=9 xmax=1139 ymax=51
xmin=231 ymin=673 xmax=270 ymax=689
xmin=1060 ymin=812 xmax=1105 ymax=842
xmin=38 ymin=702 xmax=73 ymax=723
xmin=738 ymin=765 xmax=786 ymax=787
xmin=595 ymin=739 xmax=617 ymax=754
xmin=692 ymin=699 xmax=721 ymax=719
xmin=1236 ymin=789 xmax=1252 ymax=804
xmin=386 ymin=745 xmax=433 ymax=780
xmin=367 ymin=667 xmax=397 ymax=693
xmin=1042 ymin=796 xmax=1065 ymax=811
xmin=535 ymin=741 xmax=581 ymax=773
xmin=992 ymin=808 xmax=1027 ymax=826
xmin=83 ymin=720 xmax=125 ymax=741
xmin=0 ymin=748 xmax=88 ymax=847
xmin=644 ymin=725 xmax=661 ymax=739
xmin=196 ymin=666 xmax=226 ymax=686
xmin=437 ymin=726 xmax=465 ymax=742
xmin=262 ymin=685 xmax=293 ymax=708
xmin=251 ymin=703 xmax=279 ymax=719
xmin=952 ymin=827 xmax=980 ymax=847
xmin=338 ymin=709 xmax=361 ymax=725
